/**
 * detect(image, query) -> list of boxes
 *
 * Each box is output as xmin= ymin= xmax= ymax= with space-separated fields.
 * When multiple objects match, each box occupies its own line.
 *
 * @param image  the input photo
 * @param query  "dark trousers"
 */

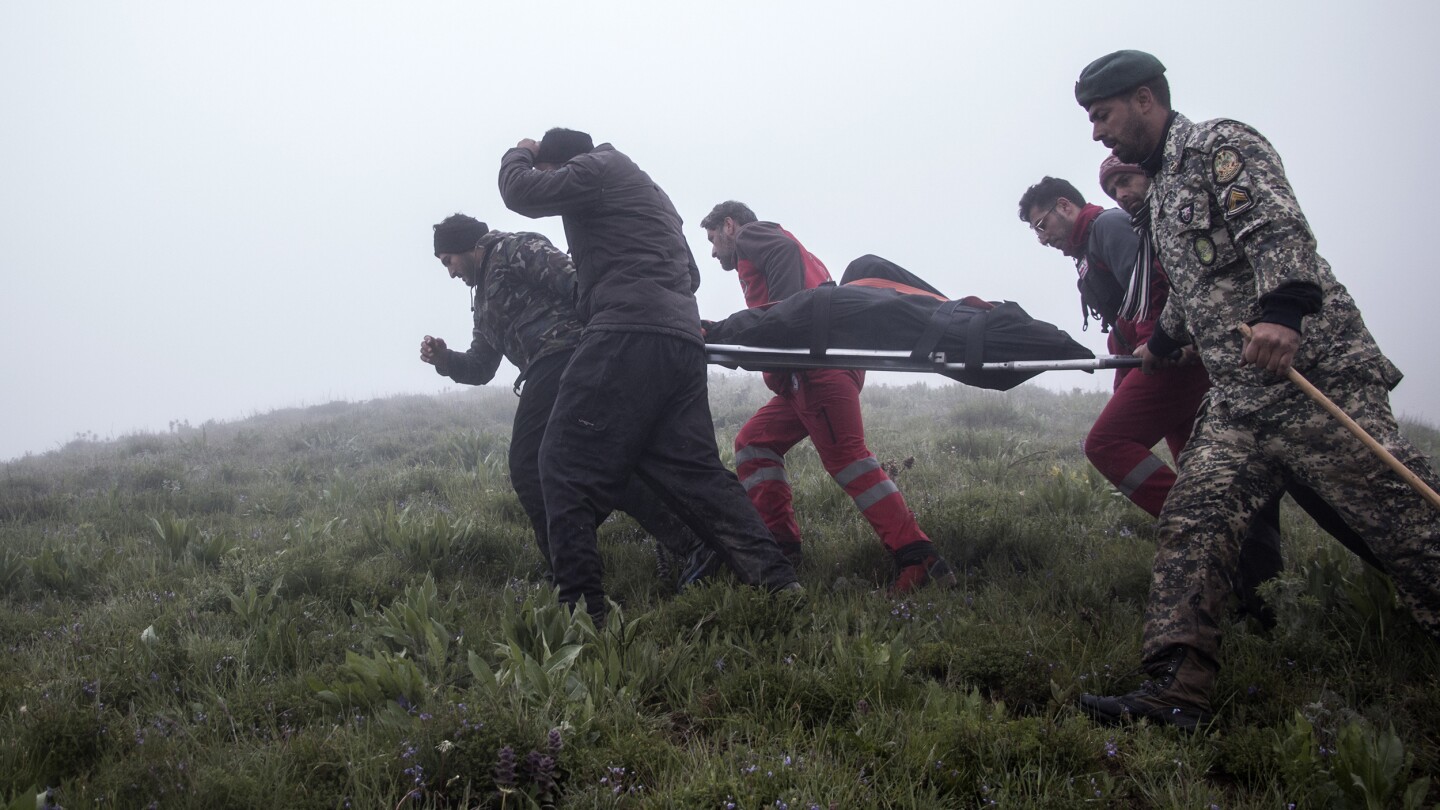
xmin=1086 ymin=361 xmax=1378 ymax=622
xmin=509 ymin=350 xmax=705 ymax=575
xmin=540 ymin=331 xmax=797 ymax=618
xmin=1146 ymin=376 xmax=1440 ymax=679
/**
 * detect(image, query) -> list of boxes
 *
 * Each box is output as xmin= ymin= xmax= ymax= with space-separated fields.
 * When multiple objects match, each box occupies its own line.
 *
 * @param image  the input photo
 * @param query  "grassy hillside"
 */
xmin=2 ymin=375 xmax=1438 ymax=808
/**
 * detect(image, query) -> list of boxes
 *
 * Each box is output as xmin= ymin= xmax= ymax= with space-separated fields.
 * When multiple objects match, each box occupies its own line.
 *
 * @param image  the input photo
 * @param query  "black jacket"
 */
xmin=498 ymin=144 xmax=702 ymax=343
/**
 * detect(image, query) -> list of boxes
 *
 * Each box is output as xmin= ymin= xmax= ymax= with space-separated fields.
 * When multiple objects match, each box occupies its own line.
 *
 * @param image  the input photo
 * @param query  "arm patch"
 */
xmin=1212 ymin=147 xmax=1244 ymax=185
xmin=1223 ymin=185 xmax=1254 ymax=219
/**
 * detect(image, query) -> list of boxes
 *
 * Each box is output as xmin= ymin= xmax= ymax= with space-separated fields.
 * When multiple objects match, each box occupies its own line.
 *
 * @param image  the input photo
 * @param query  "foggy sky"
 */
xmin=3 ymin=1 xmax=1436 ymax=461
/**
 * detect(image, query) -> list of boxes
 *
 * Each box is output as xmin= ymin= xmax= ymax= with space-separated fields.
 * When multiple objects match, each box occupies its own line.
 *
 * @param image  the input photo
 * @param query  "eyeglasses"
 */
xmin=1029 ymin=202 xmax=1060 ymax=234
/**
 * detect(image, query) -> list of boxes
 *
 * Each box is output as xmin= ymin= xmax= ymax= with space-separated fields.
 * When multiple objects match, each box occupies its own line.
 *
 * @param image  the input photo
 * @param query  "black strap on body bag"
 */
xmin=910 ymin=299 xmax=963 ymax=361
xmin=808 ymin=283 xmax=837 ymax=356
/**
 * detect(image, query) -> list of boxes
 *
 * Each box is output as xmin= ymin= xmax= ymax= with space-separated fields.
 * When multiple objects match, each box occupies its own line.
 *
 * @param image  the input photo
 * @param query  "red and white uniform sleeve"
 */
xmin=734 ymin=222 xmax=832 ymax=307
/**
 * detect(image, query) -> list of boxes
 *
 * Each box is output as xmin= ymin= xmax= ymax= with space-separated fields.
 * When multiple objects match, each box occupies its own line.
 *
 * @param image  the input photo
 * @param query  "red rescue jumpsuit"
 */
xmin=729 ymin=222 xmax=930 ymax=554
xmin=1068 ymin=205 xmax=1210 ymax=517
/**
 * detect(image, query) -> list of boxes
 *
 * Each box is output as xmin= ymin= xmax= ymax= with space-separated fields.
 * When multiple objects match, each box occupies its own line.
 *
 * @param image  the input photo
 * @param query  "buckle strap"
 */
xmin=808 ymin=283 xmax=836 ymax=357
xmin=910 ymin=299 xmax=962 ymax=360
xmin=964 ymin=309 xmax=987 ymax=370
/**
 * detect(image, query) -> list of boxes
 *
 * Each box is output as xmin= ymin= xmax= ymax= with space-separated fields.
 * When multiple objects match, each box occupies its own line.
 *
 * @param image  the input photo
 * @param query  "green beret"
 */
xmin=1075 ymin=50 xmax=1165 ymax=107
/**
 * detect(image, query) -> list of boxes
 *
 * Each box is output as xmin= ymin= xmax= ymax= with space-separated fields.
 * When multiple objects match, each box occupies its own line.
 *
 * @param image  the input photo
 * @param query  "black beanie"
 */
xmin=536 ymin=128 xmax=594 ymax=164
xmin=433 ymin=214 xmax=488 ymax=256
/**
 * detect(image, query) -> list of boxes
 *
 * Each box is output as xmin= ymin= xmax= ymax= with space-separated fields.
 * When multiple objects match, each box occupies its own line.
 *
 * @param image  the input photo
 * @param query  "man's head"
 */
xmin=1099 ymin=156 xmax=1151 ymax=216
xmin=700 ymin=201 xmax=758 ymax=271
xmin=1017 ymin=178 xmax=1086 ymax=253
xmin=432 ymin=213 xmax=489 ymax=285
xmin=534 ymin=128 xmax=594 ymax=170
xmin=1075 ymin=50 xmax=1171 ymax=163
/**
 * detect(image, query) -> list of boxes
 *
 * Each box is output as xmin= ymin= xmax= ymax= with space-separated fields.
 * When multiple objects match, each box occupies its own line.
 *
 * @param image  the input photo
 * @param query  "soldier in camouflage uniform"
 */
xmin=1071 ymin=51 xmax=1440 ymax=731
xmin=424 ymin=214 xmax=714 ymax=588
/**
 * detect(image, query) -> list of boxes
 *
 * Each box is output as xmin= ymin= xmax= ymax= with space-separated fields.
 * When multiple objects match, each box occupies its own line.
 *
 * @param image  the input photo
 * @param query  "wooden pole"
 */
xmin=1237 ymin=324 xmax=1440 ymax=511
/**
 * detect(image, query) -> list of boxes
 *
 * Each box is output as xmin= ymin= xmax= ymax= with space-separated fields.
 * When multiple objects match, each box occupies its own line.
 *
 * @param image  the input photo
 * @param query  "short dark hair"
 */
xmin=433 ymin=213 xmax=489 ymax=256
xmin=1131 ymin=74 xmax=1170 ymax=109
xmin=1017 ymin=177 xmax=1086 ymax=223
xmin=700 ymin=200 xmax=757 ymax=231
xmin=535 ymin=128 xmax=594 ymax=164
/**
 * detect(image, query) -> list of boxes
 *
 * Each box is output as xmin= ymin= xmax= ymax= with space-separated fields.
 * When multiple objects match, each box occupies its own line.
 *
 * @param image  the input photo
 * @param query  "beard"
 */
xmin=1110 ymin=116 xmax=1155 ymax=164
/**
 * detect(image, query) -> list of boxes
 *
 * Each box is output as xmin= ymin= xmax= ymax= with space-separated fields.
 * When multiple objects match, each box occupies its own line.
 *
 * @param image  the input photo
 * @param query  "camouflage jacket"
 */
xmin=1147 ymin=113 xmax=1400 ymax=416
xmin=439 ymin=230 xmax=583 ymax=387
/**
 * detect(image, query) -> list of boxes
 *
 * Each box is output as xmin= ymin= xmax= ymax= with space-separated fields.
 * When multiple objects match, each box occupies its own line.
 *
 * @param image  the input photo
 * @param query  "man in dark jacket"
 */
xmin=423 ymin=214 xmax=714 ymax=589
xmin=498 ymin=129 xmax=799 ymax=624
xmin=701 ymin=200 xmax=955 ymax=593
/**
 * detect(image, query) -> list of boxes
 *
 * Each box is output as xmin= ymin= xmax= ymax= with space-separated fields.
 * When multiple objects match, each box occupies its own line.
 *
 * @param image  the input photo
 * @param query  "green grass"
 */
xmin=0 ymin=377 xmax=1437 ymax=808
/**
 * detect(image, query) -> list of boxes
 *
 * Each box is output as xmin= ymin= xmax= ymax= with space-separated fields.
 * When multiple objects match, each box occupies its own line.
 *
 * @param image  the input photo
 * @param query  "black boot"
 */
xmin=1079 ymin=646 xmax=1216 ymax=732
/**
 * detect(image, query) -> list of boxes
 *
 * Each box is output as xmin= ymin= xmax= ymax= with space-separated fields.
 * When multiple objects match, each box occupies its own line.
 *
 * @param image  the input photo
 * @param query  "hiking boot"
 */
xmin=890 ymin=541 xmax=958 ymax=595
xmin=1079 ymin=646 xmax=1216 ymax=733
xmin=677 ymin=547 xmax=721 ymax=591
xmin=776 ymin=540 xmax=803 ymax=570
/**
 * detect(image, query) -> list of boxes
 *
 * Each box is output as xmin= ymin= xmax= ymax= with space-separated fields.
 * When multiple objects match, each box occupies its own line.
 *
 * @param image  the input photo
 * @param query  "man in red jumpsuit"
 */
xmin=700 ymin=201 xmax=956 ymax=594
xmin=1019 ymin=164 xmax=1376 ymax=625
xmin=1019 ymin=172 xmax=1213 ymax=515
xmin=1018 ymin=171 xmax=1292 ymax=619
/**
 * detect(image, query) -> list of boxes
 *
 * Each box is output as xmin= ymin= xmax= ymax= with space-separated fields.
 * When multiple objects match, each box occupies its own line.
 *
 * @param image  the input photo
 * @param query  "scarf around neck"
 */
xmin=1120 ymin=201 xmax=1157 ymax=323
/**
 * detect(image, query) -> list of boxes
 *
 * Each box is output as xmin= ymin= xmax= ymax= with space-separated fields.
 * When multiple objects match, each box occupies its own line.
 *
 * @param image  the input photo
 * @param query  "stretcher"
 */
xmin=705 ymin=344 xmax=1142 ymax=375
xmin=700 ymin=258 xmax=1122 ymax=390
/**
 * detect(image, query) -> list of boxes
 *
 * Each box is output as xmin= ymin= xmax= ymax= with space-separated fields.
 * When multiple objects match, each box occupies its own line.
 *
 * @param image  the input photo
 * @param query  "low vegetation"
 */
xmin=2 ymin=376 xmax=1437 ymax=808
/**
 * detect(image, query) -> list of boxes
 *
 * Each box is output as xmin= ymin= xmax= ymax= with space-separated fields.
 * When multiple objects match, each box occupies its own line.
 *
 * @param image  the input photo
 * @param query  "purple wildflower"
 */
xmin=494 ymin=746 xmax=517 ymax=790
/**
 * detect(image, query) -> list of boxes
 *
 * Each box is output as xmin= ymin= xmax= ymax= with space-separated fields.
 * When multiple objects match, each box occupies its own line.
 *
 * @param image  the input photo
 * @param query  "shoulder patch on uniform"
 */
xmin=1193 ymin=236 xmax=1216 ymax=266
xmin=1223 ymin=185 xmax=1254 ymax=219
xmin=1177 ymin=203 xmax=1194 ymax=225
xmin=1213 ymin=148 xmax=1244 ymax=185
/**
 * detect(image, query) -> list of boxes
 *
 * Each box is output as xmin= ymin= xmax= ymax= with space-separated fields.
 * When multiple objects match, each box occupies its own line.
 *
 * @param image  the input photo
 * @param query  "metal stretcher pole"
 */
xmin=704 ymin=344 xmax=1141 ymax=373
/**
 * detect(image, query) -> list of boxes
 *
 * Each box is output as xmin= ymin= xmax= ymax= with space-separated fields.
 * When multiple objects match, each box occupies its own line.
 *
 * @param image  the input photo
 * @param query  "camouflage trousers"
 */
xmin=1143 ymin=368 xmax=1440 ymax=681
